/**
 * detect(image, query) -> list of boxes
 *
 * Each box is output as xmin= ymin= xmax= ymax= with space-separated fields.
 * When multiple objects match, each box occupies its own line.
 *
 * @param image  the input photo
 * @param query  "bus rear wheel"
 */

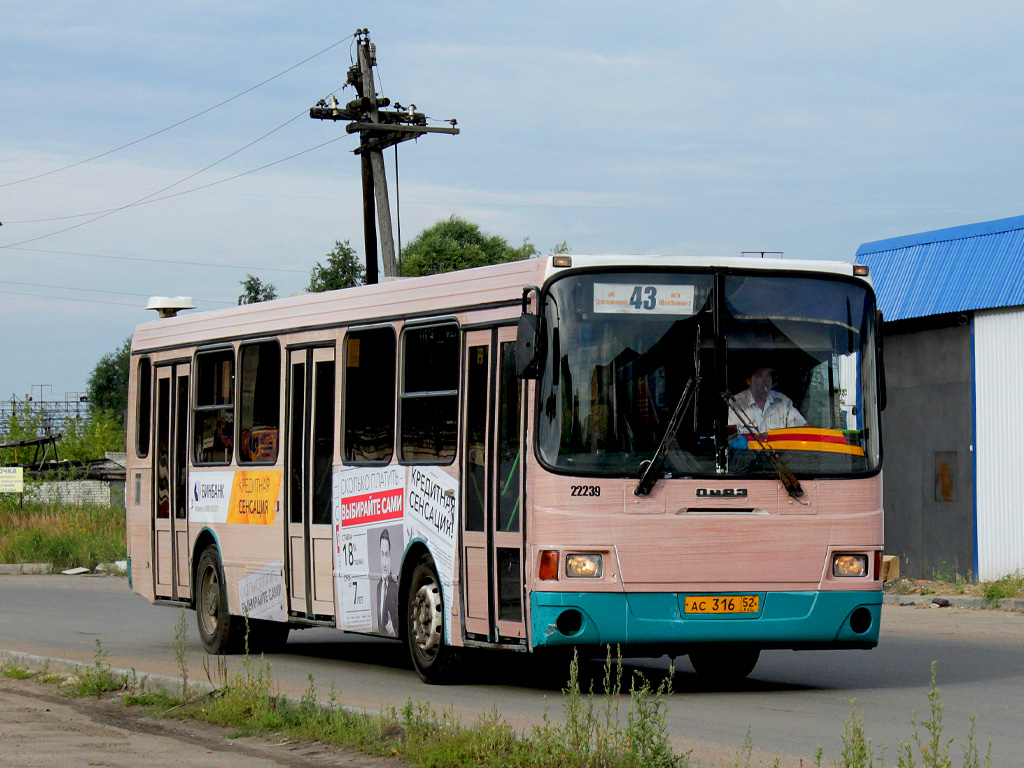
xmin=247 ymin=619 xmax=291 ymax=654
xmin=406 ymin=556 xmax=460 ymax=684
xmin=196 ymin=546 xmax=244 ymax=655
xmin=688 ymin=646 xmax=760 ymax=682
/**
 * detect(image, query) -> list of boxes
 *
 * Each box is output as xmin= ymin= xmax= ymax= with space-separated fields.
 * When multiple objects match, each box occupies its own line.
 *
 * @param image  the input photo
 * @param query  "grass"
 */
xmin=981 ymin=572 xmax=1024 ymax=602
xmin=63 ymin=639 xmax=128 ymax=697
xmin=885 ymin=571 xmax=1024 ymax=604
xmin=5 ymin=637 xmax=1000 ymax=768
xmin=1 ymin=661 xmax=33 ymax=679
xmin=178 ymin=645 xmax=681 ymax=767
xmin=0 ymin=501 xmax=125 ymax=571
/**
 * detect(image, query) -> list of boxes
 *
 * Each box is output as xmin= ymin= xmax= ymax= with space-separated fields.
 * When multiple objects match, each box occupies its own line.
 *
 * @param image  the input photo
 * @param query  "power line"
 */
xmin=0 ymin=279 xmax=233 ymax=305
xmin=0 ymin=134 xmax=348 ymax=249
xmin=0 ymin=35 xmax=354 ymax=190
xmin=3 ymin=107 xmax=313 ymax=225
xmin=5 ymin=245 xmax=309 ymax=274
xmin=0 ymin=289 xmax=152 ymax=308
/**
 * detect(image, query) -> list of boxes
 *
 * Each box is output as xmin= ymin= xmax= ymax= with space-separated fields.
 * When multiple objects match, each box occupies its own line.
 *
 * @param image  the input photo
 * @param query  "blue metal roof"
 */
xmin=856 ymin=214 xmax=1024 ymax=321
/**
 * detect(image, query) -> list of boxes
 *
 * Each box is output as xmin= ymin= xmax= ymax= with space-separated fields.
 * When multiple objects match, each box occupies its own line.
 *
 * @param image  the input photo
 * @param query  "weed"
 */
xmin=892 ymin=579 xmax=916 ymax=596
xmin=960 ymin=717 xmax=993 ymax=768
xmin=299 ymin=674 xmax=318 ymax=718
xmin=981 ymin=572 xmax=1023 ymax=602
xmin=624 ymin=664 xmax=677 ymax=766
xmin=838 ymin=700 xmax=884 ymax=768
xmin=0 ymin=661 xmax=32 ymax=679
xmin=124 ymin=691 xmax=181 ymax=710
xmin=65 ymin=639 xmax=125 ymax=697
xmin=38 ymin=660 xmax=64 ymax=684
xmin=811 ymin=662 xmax=997 ymax=768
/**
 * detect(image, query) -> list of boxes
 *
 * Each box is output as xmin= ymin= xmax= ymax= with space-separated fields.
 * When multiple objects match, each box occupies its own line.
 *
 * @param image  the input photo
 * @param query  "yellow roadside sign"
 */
xmin=0 ymin=467 xmax=24 ymax=493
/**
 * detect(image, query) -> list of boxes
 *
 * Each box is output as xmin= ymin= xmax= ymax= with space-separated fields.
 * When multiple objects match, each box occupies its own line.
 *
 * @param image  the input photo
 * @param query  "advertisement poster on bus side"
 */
xmin=332 ymin=466 xmax=459 ymax=641
xmin=237 ymin=560 xmax=285 ymax=622
xmin=404 ymin=466 xmax=458 ymax=642
xmin=188 ymin=470 xmax=282 ymax=525
xmin=333 ymin=466 xmax=405 ymax=635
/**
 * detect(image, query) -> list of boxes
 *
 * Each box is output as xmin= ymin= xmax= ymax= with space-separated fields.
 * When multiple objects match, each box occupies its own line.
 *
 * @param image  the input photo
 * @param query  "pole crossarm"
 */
xmin=346 ymin=123 xmax=460 ymax=135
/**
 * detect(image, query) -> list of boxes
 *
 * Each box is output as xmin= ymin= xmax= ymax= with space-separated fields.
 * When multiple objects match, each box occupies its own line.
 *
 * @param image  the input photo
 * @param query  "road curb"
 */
xmin=0 ymin=649 xmax=216 ymax=698
xmin=0 ymin=563 xmax=51 ymax=575
xmin=883 ymin=594 xmax=1024 ymax=611
xmin=0 ymin=649 xmax=383 ymax=721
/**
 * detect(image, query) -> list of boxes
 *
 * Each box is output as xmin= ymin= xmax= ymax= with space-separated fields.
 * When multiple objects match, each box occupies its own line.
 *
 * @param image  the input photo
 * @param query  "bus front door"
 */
xmin=153 ymin=362 xmax=191 ymax=602
xmin=461 ymin=327 xmax=525 ymax=644
xmin=285 ymin=347 xmax=336 ymax=619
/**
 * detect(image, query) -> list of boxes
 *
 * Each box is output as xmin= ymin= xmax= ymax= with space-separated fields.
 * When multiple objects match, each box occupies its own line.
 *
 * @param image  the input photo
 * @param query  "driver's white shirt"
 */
xmin=729 ymin=388 xmax=806 ymax=433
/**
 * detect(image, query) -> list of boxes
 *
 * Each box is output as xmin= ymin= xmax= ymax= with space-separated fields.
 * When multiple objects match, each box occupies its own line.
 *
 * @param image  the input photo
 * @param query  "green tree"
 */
xmin=307 ymin=240 xmax=365 ymax=292
xmin=238 ymin=274 xmax=277 ymax=304
xmin=58 ymin=410 xmax=125 ymax=460
xmin=399 ymin=215 xmax=538 ymax=277
xmin=86 ymin=336 xmax=131 ymax=425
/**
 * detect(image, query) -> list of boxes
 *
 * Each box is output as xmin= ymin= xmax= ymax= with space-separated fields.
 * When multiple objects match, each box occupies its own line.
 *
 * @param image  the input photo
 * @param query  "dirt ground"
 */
xmin=0 ymin=674 xmax=404 ymax=768
xmin=885 ymin=576 xmax=1024 ymax=599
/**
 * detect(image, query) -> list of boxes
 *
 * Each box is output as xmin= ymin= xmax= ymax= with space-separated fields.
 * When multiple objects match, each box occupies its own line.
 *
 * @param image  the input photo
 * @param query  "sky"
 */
xmin=3 ymin=1 xmax=1024 ymax=405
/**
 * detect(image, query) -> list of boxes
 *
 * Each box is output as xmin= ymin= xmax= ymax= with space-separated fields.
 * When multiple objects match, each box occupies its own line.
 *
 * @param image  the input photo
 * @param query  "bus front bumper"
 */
xmin=530 ymin=590 xmax=881 ymax=651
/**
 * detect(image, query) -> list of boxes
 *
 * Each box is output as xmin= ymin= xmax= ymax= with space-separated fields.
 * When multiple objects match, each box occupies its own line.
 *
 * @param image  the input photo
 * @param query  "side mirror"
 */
xmin=875 ymin=310 xmax=886 ymax=412
xmin=515 ymin=286 xmax=545 ymax=379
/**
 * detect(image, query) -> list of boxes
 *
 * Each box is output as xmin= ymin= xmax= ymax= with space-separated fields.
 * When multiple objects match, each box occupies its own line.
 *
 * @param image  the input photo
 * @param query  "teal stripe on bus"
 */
xmin=530 ymin=590 xmax=882 ymax=648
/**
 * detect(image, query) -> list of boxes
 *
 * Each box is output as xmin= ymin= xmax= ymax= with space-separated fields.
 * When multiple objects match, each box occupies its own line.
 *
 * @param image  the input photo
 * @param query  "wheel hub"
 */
xmin=200 ymin=568 xmax=219 ymax=635
xmin=411 ymin=580 xmax=442 ymax=658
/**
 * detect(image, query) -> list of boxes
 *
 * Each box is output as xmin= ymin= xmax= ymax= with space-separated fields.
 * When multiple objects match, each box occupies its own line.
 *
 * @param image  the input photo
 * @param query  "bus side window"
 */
xmin=400 ymin=324 xmax=459 ymax=463
xmin=193 ymin=349 xmax=235 ymax=465
xmin=343 ymin=327 xmax=396 ymax=463
xmin=136 ymin=357 xmax=152 ymax=457
xmin=238 ymin=341 xmax=281 ymax=464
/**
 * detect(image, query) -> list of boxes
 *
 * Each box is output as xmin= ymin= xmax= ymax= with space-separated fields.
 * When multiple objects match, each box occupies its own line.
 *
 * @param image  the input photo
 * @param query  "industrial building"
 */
xmin=857 ymin=215 xmax=1024 ymax=580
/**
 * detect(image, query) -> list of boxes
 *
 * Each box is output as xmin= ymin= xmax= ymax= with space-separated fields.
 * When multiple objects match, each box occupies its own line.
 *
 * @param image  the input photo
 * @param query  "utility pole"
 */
xmin=310 ymin=29 xmax=459 ymax=283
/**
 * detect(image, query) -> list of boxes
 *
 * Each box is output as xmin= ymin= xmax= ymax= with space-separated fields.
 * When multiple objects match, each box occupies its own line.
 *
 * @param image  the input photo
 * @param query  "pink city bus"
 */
xmin=125 ymin=254 xmax=885 ymax=683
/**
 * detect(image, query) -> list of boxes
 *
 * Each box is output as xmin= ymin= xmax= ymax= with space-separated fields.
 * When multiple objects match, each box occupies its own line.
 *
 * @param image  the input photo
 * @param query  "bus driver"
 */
xmin=728 ymin=365 xmax=807 ymax=435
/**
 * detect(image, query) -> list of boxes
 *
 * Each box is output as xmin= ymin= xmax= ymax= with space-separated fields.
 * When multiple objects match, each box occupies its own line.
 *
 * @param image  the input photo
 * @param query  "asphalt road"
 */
xmin=2 ymin=575 xmax=1022 ymax=765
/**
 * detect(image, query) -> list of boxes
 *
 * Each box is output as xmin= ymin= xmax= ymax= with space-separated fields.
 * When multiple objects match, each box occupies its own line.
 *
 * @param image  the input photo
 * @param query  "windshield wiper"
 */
xmin=722 ymin=392 xmax=807 ymax=501
xmin=634 ymin=373 xmax=700 ymax=496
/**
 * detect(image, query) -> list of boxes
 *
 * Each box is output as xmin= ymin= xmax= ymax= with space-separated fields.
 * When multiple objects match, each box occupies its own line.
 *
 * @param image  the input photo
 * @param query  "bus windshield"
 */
xmin=536 ymin=270 xmax=881 ymax=478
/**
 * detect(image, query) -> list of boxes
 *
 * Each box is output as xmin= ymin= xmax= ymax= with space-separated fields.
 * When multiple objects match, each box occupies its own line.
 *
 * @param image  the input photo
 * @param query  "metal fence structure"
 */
xmin=0 ymin=392 xmax=91 ymax=437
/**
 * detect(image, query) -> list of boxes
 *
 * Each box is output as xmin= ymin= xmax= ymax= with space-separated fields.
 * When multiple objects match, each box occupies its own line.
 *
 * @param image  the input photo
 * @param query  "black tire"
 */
xmin=247 ymin=619 xmax=291 ymax=654
xmin=406 ymin=555 xmax=460 ymax=684
xmin=195 ymin=546 xmax=245 ymax=654
xmin=688 ymin=646 xmax=760 ymax=681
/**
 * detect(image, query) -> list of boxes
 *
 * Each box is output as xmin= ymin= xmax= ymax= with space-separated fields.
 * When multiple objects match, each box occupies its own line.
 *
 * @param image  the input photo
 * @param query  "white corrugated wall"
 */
xmin=973 ymin=307 xmax=1024 ymax=580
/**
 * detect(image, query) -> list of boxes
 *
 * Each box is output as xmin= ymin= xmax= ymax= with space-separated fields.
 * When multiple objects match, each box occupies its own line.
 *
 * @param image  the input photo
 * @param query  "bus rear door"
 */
xmin=153 ymin=361 xmax=191 ymax=602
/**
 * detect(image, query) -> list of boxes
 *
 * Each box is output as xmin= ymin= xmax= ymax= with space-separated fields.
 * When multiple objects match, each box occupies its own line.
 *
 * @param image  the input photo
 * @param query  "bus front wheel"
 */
xmin=196 ymin=546 xmax=244 ymax=655
xmin=406 ymin=556 xmax=460 ymax=684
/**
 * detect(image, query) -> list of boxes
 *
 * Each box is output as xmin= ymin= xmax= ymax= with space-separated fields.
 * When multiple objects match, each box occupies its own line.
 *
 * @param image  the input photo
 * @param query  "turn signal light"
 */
xmin=539 ymin=550 xmax=560 ymax=580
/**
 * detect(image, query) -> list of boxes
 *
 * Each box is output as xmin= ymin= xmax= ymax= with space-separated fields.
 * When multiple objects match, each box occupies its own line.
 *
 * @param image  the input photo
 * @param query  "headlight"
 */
xmin=833 ymin=554 xmax=868 ymax=577
xmin=566 ymin=553 xmax=604 ymax=578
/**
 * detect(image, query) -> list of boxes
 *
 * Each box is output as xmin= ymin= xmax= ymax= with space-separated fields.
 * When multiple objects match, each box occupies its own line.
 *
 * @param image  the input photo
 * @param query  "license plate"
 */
xmin=684 ymin=595 xmax=759 ymax=614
